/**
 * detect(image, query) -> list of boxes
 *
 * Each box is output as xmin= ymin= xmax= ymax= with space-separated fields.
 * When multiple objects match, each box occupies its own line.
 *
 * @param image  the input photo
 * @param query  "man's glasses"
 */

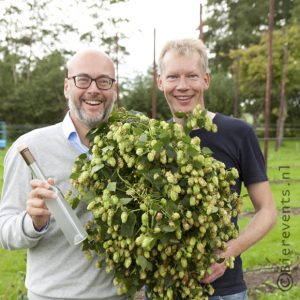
xmin=67 ymin=75 xmax=115 ymax=90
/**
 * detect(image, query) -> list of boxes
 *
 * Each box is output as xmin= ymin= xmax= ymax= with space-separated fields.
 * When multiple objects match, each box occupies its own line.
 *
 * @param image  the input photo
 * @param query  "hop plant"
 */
xmin=68 ymin=105 xmax=242 ymax=300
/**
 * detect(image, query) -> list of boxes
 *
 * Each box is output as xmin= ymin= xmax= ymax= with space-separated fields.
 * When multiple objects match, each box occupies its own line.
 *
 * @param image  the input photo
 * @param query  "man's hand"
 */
xmin=201 ymin=239 xmax=237 ymax=284
xmin=201 ymin=260 xmax=227 ymax=284
xmin=27 ymin=178 xmax=56 ymax=231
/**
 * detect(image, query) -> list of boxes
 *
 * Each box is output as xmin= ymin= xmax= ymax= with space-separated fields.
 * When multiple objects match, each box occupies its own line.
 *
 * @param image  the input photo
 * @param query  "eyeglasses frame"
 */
xmin=67 ymin=74 xmax=116 ymax=90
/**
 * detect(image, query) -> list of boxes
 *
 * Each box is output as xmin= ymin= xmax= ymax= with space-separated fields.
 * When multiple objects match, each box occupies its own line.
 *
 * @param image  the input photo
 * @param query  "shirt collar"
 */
xmin=62 ymin=111 xmax=76 ymax=140
xmin=62 ymin=112 xmax=89 ymax=154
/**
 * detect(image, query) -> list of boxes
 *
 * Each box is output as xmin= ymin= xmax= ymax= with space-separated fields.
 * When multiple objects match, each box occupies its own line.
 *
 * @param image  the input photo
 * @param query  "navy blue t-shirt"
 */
xmin=190 ymin=113 xmax=267 ymax=296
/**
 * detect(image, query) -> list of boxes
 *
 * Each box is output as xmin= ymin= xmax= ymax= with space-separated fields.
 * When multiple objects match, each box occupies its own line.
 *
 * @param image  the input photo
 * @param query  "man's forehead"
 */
xmin=67 ymin=51 xmax=115 ymax=76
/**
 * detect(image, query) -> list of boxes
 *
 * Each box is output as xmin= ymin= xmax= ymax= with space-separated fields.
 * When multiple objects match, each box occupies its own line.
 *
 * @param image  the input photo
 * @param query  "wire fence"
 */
xmin=1 ymin=124 xmax=300 ymax=144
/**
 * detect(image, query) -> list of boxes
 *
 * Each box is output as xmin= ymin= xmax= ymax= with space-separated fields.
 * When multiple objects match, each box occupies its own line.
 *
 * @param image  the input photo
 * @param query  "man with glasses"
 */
xmin=0 ymin=48 xmax=125 ymax=300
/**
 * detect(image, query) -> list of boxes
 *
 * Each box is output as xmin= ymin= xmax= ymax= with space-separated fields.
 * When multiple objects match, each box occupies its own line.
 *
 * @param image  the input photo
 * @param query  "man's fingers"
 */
xmin=30 ymin=178 xmax=53 ymax=189
xmin=200 ymin=263 xmax=226 ymax=284
xmin=27 ymin=205 xmax=50 ymax=217
xmin=47 ymin=178 xmax=55 ymax=186
xmin=29 ymin=186 xmax=56 ymax=200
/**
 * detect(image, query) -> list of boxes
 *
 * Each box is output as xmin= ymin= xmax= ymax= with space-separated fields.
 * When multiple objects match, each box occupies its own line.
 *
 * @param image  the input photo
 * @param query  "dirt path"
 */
xmin=245 ymin=264 xmax=299 ymax=299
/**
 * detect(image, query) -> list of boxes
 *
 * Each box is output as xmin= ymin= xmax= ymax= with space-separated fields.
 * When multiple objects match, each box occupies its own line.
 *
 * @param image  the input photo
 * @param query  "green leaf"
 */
xmin=166 ymin=145 xmax=176 ymax=159
xmin=68 ymin=196 xmax=80 ymax=209
xmin=152 ymin=141 xmax=164 ymax=151
xmin=70 ymin=171 xmax=80 ymax=180
xmin=137 ymin=255 xmax=153 ymax=271
xmin=174 ymin=111 xmax=187 ymax=118
xmin=81 ymin=191 xmax=96 ymax=203
xmin=169 ymin=239 xmax=180 ymax=244
xmin=102 ymin=145 xmax=115 ymax=153
xmin=121 ymin=212 xmax=136 ymax=237
xmin=91 ymin=164 xmax=104 ymax=174
xmin=162 ymin=225 xmax=176 ymax=232
xmin=193 ymin=161 xmax=203 ymax=169
xmin=107 ymin=182 xmax=116 ymax=191
xmin=133 ymin=127 xmax=144 ymax=135
xmin=112 ymin=210 xmax=122 ymax=225
xmin=211 ymin=206 xmax=218 ymax=213
xmin=78 ymin=153 xmax=88 ymax=160
xmin=202 ymin=147 xmax=213 ymax=155
xmin=165 ymin=201 xmax=177 ymax=215
xmin=160 ymin=232 xmax=175 ymax=244
xmin=164 ymin=275 xmax=174 ymax=288
xmin=187 ymin=146 xmax=199 ymax=157
xmin=159 ymin=130 xmax=171 ymax=143
xmin=137 ymin=255 xmax=149 ymax=270
xmin=120 ymin=197 xmax=133 ymax=205
xmin=138 ymin=133 xmax=148 ymax=143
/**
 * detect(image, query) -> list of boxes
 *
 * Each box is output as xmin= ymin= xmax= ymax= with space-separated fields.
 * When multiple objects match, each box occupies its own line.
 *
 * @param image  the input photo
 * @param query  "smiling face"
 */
xmin=64 ymin=49 xmax=116 ymax=131
xmin=158 ymin=49 xmax=210 ymax=123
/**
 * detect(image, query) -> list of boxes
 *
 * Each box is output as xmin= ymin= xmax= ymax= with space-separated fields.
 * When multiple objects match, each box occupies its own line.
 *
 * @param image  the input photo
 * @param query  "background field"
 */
xmin=0 ymin=140 xmax=299 ymax=299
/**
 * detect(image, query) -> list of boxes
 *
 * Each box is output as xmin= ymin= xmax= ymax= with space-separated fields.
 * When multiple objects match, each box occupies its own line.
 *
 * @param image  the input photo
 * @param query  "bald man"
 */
xmin=0 ymin=49 xmax=124 ymax=300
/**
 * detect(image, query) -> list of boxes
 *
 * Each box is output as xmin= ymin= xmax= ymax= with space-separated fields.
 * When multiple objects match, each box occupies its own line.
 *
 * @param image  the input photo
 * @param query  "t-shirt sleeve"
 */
xmin=239 ymin=126 xmax=268 ymax=186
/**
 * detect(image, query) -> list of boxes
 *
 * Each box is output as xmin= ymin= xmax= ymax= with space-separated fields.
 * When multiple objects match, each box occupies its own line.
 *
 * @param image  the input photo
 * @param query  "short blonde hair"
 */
xmin=158 ymin=38 xmax=209 ymax=74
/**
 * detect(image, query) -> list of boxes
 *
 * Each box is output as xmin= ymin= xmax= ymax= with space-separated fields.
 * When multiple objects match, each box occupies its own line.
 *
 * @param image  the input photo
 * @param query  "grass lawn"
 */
xmin=0 ymin=140 xmax=299 ymax=299
xmin=239 ymin=215 xmax=300 ymax=269
xmin=253 ymin=286 xmax=300 ymax=300
xmin=0 ymin=248 xmax=27 ymax=299
xmin=241 ymin=139 xmax=300 ymax=212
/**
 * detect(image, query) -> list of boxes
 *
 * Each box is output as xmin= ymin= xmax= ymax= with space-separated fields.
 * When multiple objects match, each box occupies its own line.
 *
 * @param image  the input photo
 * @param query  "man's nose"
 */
xmin=87 ymin=80 xmax=100 ymax=92
xmin=176 ymin=76 xmax=189 ymax=89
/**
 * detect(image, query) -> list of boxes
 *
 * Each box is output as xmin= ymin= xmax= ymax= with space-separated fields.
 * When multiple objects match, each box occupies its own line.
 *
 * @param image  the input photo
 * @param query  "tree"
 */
xmin=0 ymin=0 xmax=129 ymax=126
xmin=229 ymin=24 xmax=300 ymax=131
xmin=0 ymin=50 xmax=66 ymax=125
xmin=122 ymin=68 xmax=171 ymax=121
xmin=205 ymin=0 xmax=295 ymax=71
xmin=205 ymin=70 xmax=235 ymax=116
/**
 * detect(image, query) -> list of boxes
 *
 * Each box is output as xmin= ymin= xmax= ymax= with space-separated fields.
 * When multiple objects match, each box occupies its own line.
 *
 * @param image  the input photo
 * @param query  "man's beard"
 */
xmin=68 ymin=97 xmax=114 ymax=129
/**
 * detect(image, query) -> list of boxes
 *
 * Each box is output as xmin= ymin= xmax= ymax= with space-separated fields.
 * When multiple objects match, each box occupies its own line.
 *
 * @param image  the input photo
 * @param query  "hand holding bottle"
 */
xmin=27 ymin=178 xmax=56 ymax=231
xmin=18 ymin=145 xmax=87 ymax=245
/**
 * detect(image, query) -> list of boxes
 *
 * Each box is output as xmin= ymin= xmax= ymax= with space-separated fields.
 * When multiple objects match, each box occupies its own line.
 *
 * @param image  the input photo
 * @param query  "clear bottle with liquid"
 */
xmin=18 ymin=145 xmax=87 ymax=246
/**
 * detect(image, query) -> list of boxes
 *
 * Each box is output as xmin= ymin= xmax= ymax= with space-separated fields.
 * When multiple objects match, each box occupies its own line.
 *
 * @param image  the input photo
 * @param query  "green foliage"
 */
xmin=0 ymin=0 xmax=129 ymax=126
xmin=205 ymin=0 xmax=295 ymax=70
xmin=0 ymin=248 xmax=27 ymax=299
xmin=122 ymin=68 xmax=171 ymax=120
xmin=241 ymin=140 xmax=300 ymax=212
xmin=68 ymin=106 xmax=241 ymax=299
xmin=205 ymin=70 xmax=235 ymax=116
xmin=254 ymin=285 xmax=300 ymax=300
xmin=229 ymin=24 xmax=300 ymax=124
xmin=77 ymin=0 xmax=129 ymax=64
xmin=240 ymin=215 xmax=300 ymax=268
xmin=0 ymin=50 xmax=66 ymax=125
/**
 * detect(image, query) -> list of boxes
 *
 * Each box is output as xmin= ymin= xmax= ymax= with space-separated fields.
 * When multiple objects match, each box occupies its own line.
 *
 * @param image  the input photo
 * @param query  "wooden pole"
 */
xmin=151 ymin=28 xmax=157 ymax=119
xmin=275 ymin=43 xmax=288 ymax=151
xmin=115 ymin=33 xmax=120 ymax=107
xmin=198 ymin=4 xmax=204 ymax=40
xmin=263 ymin=0 xmax=274 ymax=167
xmin=233 ymin=55 xmax=240 ymax=117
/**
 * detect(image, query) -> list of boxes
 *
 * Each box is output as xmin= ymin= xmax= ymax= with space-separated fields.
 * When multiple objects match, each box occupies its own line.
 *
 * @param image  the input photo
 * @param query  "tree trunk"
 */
xmin=275 ymin=44 xmax=288 ymax=151
xmin=263 ymin=0 xmax=275 ymax=167
xmin=233 ymin=55 xmax=240 ymax=118
xmin=198 ymin=4 xmax=204 ymax=41
xmin=115 ymin=34 xmax=121 ymax=107
xmin=151 ymin=28 xmax=157 ymax=119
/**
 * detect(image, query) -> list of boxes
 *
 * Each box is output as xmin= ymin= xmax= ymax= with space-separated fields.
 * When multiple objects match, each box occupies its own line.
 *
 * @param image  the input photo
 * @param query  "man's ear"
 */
xmin=64 ymin=78 xmax=70 ymax=99
xmin=203 ymin=72 xmax=210 ymax=90
xmin=157 ymin=74 xmax=164 ymax=91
